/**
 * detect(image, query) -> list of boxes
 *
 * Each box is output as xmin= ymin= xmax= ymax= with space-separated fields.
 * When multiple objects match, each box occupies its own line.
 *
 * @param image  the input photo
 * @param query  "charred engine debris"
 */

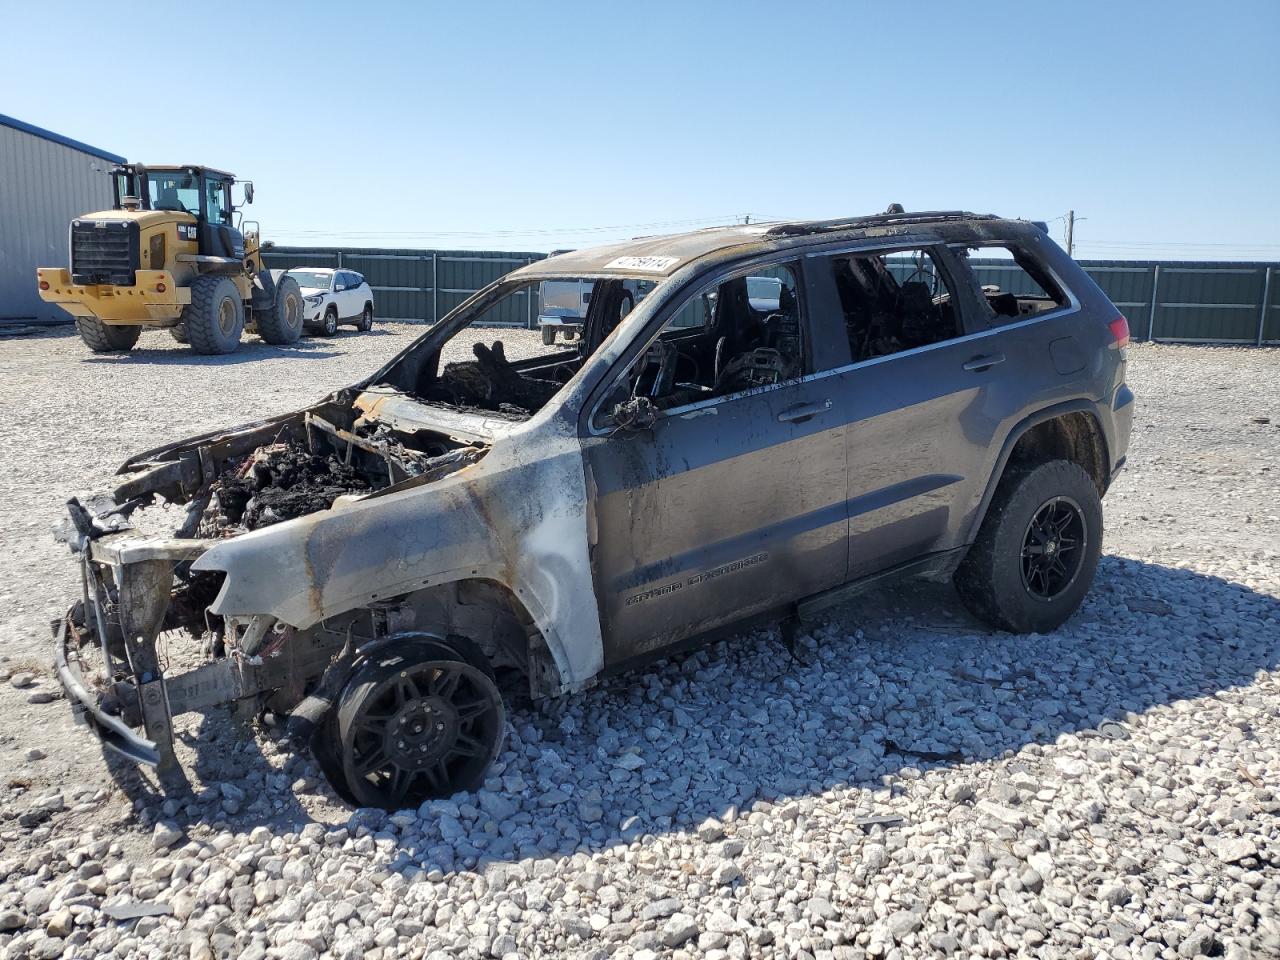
xmin=198 ymin=443 xmax=370 ymax=535
xmin=63 ymin=395 xmax=490 ymax=656
xmin=195 ymin=411 xmax=485 ymax=537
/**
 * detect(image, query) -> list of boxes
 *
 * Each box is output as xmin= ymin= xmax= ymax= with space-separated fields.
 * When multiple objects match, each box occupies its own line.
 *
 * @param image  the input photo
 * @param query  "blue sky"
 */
xmin=4 ymin=1 xmax=1277 ymax=258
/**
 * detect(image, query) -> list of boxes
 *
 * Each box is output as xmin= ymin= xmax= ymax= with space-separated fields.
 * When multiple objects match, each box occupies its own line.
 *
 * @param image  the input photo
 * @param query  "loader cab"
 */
xmin=111 ymin=164 xmax=247 ymax=261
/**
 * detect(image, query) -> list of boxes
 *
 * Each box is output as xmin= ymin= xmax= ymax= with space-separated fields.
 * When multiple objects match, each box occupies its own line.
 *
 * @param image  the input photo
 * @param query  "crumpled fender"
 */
xmin=191 ymin=424 xmax=603 ymax=687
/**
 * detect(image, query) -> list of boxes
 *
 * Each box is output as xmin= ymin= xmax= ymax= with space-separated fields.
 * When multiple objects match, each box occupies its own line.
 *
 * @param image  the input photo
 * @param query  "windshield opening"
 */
xmin=375 ymin=275 xmax=658 ymax=420
xmin=148 ymin=171 xmax=201 ymax=215
xmin=287 ymin=270 xmax=332 ymax=290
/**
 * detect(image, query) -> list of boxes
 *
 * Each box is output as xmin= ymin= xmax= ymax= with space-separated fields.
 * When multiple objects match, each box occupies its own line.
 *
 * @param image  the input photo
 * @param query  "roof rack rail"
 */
xmin=764 ymin=210 xmax=998 ymax=237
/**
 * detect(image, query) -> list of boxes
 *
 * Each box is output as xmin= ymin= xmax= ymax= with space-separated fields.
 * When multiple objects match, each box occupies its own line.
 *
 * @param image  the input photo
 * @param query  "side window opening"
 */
xmin=952 ymin=244 xmax=1069 ymax=322
xmin=204 ymin=178 xmax=228 ymax=224
xmin=831 ymin=248 xmax=961 ymax=362
xmin=604 ymin=261 xmax=805 ymax=419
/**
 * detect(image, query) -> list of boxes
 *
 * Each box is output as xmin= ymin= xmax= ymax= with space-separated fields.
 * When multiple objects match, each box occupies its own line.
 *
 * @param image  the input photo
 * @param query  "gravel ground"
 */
xmin=0 ymin=330 xmax=1276 ymax=960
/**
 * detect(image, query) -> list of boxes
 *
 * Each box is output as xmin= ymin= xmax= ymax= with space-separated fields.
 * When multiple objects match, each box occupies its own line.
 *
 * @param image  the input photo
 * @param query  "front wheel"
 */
xmin=953 ymin=459 xmax=1102 ymax=634
xmin=257 ymin=275 xmax=303 ymax=344
xmin=326 ymin=640 xmax=505 ymax=809
xmin=322 ymin=307 xmax=338 ymax=337
xmin=182 ymin=275 xmax=244 ymax=355
xmin=75 ymin=317 xmax=140 ymax=353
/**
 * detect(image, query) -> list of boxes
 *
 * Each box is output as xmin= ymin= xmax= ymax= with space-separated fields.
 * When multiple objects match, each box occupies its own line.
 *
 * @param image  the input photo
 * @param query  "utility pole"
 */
xmin=1065 ymin=210 xmax=1075 ymax=257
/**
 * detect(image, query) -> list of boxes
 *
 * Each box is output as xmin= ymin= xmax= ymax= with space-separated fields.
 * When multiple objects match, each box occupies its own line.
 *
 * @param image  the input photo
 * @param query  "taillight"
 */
xmin=38 ymin=279 xmax=50 ymax=290
xmin=155 ymin=282 xmax=167 ymax=293
xmin=1109 ymin=315 xmax=1130 ymax=349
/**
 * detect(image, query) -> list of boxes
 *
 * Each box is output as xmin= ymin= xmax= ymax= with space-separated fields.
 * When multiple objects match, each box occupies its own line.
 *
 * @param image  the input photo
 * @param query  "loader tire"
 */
xmin=257 ymin=274 xmax=303 ymax=345
xmin=182 ymin=275 xmax=244 ymax=355
xmin=169 ymin=323 xmax=188 ymax=344
xmin=75 ymin=317 xmax=140 ymax=353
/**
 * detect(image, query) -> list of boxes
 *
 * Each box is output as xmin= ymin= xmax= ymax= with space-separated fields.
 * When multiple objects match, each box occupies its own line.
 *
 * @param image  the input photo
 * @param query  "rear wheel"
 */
xmin=169 ymin=323 xmax=188 ymax=344
xmin=356 ymin=303 xmax=374 ymax=333
xmin=257 ymin=275 xmax=303 ymax=344
xmin=954 ymin=459 xmax=1102 ymax=633
xmin=322 ymin=307 xmax=338 ymax=337
xmin=182 ymin=275 xmax=244 ymax=355
xmin=327 ymin=640 xmax=504 ymax=810
xmin=75 ymin=317 xmax=140 ymax=353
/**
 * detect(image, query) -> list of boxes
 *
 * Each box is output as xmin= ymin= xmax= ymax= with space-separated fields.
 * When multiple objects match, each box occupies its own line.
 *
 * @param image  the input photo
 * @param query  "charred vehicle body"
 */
xmin=56 ymin=209 xmax=1134 ymax=808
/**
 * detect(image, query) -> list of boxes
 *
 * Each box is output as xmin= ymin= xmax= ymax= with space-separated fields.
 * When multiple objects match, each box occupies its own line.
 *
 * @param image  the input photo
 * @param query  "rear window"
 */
xmin=951 ymin=244 xmax=1070 ymax=323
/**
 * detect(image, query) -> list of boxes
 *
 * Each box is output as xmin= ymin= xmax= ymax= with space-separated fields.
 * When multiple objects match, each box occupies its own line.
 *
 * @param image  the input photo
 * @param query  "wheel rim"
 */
xmin=1020 ymin=495 xmax=1086 ymax=601
xmin=362 ymin=307 xmax=372 ymax=329
xmin=217 ymin=297 xmax=237 ymax=335
xmin=327 ymin=312 xmax=336 ymax=333
xmin=284 ymin=293 xmax=300 ymax=330
xmin=339 ymin=659 xmax=503 ymax=809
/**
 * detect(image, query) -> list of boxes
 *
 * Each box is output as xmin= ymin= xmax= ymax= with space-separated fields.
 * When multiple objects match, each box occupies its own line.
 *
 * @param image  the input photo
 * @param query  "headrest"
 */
xmin=899 ymin=280 xmax=933 ymax=314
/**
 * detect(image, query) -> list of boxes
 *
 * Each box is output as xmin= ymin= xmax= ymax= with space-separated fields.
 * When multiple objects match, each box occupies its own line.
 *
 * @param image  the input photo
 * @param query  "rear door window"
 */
xmin=824 ymin=247 xmax=963 ymax=362
xmin=950 ymin=244 xmax=1069 ymax=323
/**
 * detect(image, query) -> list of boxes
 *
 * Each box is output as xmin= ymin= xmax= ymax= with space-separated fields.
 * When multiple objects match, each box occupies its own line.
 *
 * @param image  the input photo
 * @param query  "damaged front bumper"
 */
xmin=55 ymin=607 xmax=162 ymax=766
xmin=52 ymin=392 xmax=493 ymax=778
xmin=57 ymin=531 xmax=343 ymax=776
xmin=56 ymin=534 xmax=212 ymax=774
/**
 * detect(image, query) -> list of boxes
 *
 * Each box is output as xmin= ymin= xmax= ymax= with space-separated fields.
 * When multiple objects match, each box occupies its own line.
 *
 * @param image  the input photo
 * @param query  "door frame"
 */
xmin=578 ymin=249 xmax=845 ymax=437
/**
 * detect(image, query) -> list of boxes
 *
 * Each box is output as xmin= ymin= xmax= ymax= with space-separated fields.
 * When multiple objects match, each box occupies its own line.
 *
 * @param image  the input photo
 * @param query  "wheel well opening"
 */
xmin=390 ymin=578 xmax=560 ymax=700
xmin=1009 ymin=412 xmax=1108 ymax=494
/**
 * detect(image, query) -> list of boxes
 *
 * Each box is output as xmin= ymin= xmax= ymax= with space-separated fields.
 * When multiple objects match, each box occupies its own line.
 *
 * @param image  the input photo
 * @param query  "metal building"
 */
xmin=0 ymin=114 xmax=126 ymax=323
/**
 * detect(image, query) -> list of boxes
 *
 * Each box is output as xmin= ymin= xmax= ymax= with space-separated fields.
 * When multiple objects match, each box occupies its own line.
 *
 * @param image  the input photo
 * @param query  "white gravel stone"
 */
xmin=152 ymin=821 xmax=183 ymax=850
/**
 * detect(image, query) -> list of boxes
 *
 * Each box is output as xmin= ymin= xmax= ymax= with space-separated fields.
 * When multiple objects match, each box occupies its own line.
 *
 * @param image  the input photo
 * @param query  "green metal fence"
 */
xmin=1073 ymin=261 xmax=1279 ymax=345
xmin=263 ymin=246 xmax=1279 ymax=344
xmin=262 ymin=247 xmax=546 ymax=327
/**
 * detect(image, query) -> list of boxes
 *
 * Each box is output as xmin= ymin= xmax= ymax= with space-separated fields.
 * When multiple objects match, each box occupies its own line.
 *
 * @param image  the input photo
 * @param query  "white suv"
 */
xmin=285 ymin=268 xmax=375 ymax=336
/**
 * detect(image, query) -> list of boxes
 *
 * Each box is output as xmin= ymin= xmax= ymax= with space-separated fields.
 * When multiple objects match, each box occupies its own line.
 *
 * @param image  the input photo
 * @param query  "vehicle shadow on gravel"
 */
xmin=101 ymin=714 xmax=313 ymax=829
xmin=122 ymin=556 xmax=1280 ymax=868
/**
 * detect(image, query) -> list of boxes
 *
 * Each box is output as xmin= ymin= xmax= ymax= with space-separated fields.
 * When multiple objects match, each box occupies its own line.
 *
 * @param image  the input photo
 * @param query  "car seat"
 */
xmin=898 ymin=280 xmax=950 ymax=346
xmin=154 ymin=186 xmax=184 ymax=211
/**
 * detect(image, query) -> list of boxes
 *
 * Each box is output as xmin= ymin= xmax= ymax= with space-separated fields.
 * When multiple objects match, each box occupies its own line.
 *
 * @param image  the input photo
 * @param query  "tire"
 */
xmin=182 ymin=275 xmax=244 ymax=355
xmin=355 ymin=303 xmax=374 ymax=333
xmin=75 ymin=317 xmax=140 ymax=353
xmin=324 ymin=639 xmax=505 ymax=810
xmin=257 ymin=275 xmax=303 ymax=345
xmin=953 ymin=459 xmax=1102 ymax=634
xmin=169 ymin=323 xmax=188 ymax=344
xmin=322 ymin=307 xmax=338 ymax=337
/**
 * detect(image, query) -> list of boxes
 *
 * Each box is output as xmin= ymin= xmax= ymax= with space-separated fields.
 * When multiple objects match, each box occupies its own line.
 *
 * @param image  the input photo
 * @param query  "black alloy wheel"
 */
xmin=1019 ymin=496 xmax=1087 ymax=601
xmin=335 ymin=653 xmax=504 ymax=809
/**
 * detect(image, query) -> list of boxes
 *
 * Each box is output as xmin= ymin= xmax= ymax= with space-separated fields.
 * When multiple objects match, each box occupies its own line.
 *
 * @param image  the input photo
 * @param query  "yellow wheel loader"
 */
xmin=37 ymin=164 xmax=303 ymax=355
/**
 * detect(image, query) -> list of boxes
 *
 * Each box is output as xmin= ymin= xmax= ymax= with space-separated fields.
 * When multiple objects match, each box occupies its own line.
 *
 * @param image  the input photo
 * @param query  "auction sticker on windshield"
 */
xmin=603 ymin=255 xmax=680 ymax=272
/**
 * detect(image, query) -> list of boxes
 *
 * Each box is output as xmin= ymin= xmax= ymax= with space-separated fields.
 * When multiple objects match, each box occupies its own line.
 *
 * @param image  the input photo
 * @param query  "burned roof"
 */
xmin=514 ymin=210 xmax=1041 ymax=280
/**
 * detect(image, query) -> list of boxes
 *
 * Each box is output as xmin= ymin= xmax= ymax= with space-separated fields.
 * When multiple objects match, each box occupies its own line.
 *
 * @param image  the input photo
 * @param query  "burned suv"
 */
xmin=56 ymin=210 xmax=1133 ymax=809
